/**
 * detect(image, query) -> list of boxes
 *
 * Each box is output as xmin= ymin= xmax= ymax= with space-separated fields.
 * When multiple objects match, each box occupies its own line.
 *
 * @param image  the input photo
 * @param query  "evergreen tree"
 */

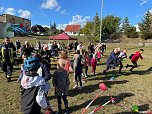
xmin=139 ymin=10 xmax=152 ymax=39
xmin=93 ymin=13 xmax=100 ymax=42
xmin=121 ymin=17 xmax=130 ymax=32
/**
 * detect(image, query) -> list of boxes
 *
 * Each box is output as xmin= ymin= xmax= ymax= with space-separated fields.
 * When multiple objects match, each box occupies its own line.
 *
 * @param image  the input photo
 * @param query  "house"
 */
xmin=65 ymin=25 xmax=81 ymax=36
xmin=0 ymin=14 xmax=31 ymax=27
xmin=0 ymin=14 xmax=31 ymax=38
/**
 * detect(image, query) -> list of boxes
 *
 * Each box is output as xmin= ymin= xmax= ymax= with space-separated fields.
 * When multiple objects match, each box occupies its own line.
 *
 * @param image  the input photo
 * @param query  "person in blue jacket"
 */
xmin=102 ymin=48 xmax=119 ymax=75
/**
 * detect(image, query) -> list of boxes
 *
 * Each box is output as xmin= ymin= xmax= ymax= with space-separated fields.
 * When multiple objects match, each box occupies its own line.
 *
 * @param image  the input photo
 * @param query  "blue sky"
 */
xmin=0 ymin=0 xmax=152 ymax=29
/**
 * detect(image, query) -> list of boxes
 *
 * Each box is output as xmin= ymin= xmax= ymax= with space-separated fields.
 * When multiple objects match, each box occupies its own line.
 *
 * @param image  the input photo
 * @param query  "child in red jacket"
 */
xmin=91 ymin=54 xmax=97 ymax=75
xmin=126 ymin=49 xmax=144 ymax=72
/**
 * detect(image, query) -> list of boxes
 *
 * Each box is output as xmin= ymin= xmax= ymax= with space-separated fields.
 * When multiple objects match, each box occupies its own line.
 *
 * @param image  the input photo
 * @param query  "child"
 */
xmin=91 ymin=54 xmax=97 ymax=75
xmin=35 ymin=54 xmax=52 ymax=95
xmin=53 ymin=61 xmax=70 ymax=114
xmin=118 ymin=48 xmax=127 ymax=73
xmin=73 ymin=49 xmax=84 ymax=89
xmin=95 ymin=48 xmax=102 ymax=62
xmin=126 ymin=49 xmax=144 ymax=72
xmin=58 ymin=50 xmax=73 ymax=74
xmin=21 ymin=56 xmax=53 ymax=114
xmin=84 ymin=51 xmax=90 ymax=77
xmin=103 ymin=48 xmax=119 ymax=75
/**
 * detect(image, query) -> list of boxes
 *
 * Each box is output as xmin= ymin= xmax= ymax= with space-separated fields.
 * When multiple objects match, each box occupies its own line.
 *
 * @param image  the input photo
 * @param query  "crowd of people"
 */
xmin=0 ymin=37 xmax=144 ymax=114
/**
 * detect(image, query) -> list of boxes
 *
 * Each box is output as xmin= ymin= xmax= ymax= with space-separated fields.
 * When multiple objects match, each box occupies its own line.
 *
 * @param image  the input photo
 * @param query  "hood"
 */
xmin=21 ymin=75 xmax=45 ymax=89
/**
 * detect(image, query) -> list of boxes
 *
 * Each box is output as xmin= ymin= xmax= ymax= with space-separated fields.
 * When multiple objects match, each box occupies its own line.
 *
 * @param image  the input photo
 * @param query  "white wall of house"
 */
xmin=65 ymin=31 xmax=80 ymax=36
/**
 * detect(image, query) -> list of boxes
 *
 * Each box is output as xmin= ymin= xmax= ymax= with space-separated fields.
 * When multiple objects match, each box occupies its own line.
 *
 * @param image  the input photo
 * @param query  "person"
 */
xmin=34 ymin=54 xmax=51 ymax=94
xmin=53 ymin=61 xmax=70 ymax=114
xmin=15 ymin=40 xmax=21 ymax=51
xmin=74 ymin=41 xmax=78 ymax=51
xmin=126 ymin=49 xmax=144 ymax=72
xmin=21 ymin=56 xmax=53 ymax=114
xmin=95 ymin=48 xmax=102 ymax=62
xmin=91 ymin=54 xmax=97 ymax=75
xmin=77 ymin=42 xmax=83 ymax=50
xmin=73 ymin=49 xmax=84 ymax=89
xmin=88 ymin=42 xmax=94 ymax=53
xmin=0 ymin=37 xmax=16 ymax=82
xmin=103 ymin=48 xmax=119 ymax=75
xmin=101 ymin=43 xmax=106 ymax=54
xmin=118 ymin=48 xmax=127 ymax=73
xmin=84 ymin=51 xmax=90 ymax=77
xmin=21 ymin=41 xmax=33 ymax=57
xmin=58 ymin=50 xmax=73 ymax=74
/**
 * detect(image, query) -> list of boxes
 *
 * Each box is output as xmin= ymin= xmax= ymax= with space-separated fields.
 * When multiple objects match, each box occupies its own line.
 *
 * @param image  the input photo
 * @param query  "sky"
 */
xmin=0 ymin=0 xmax=152 ymax=30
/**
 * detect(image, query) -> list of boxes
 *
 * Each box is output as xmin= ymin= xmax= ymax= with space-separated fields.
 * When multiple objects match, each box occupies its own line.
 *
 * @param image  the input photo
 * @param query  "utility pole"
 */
xmin=100 ymin=0 xmax=104 ymax=43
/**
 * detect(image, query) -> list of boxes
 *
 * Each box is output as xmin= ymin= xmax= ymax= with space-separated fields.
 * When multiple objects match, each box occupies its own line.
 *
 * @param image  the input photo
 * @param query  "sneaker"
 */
xmin=73 ymin=85 xmax=78 ymax=89
xmin=64 ymin=109 xmax=70 ymax=114
xmin=56 ymin=110 xmax=62 ymax=114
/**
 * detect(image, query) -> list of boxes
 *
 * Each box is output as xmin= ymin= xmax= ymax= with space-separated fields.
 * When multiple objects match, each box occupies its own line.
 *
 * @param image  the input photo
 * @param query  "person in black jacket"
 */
xmin=0 ymin=37 xmax=16 ymax=82
xmin=34 ymin=54 xmax=51 ymax=94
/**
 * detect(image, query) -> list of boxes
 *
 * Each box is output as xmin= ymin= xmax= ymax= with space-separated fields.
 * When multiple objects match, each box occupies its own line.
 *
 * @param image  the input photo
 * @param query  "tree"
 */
xmin=93 ymin=13 xmax=100 ymax=42
xmin=139 ymin=10 xmax=152 ymax=40
xmin=81 ymin=22 xmax=93 ymax=35
xmin=80 ymin=21 xmax=94 ymax=41
xmin=121 ymin=17 xmax=130 ymax=32
xmin=125 ymin=26 xmax=138 ymax=38
xmin=102 ymin=15 xmax=121 ymax=40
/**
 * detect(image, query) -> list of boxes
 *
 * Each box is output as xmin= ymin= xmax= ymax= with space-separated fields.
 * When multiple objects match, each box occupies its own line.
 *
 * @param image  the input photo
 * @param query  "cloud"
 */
xmin=150 ymin=9 xmax=152 ymax=14
xmin=5 ymin=8 xmax=16 ymax=15
xmin=41 ymin=0 xmax=61 ymax=11
xmin=18 ymin=9 xmax=31 ymax=19
xmin=57 ymin=24 xmax=67 ymax=30
xmin=140 ymin=0 xmax=148 ymax=5
xmin=57 ymin=15 xmax=91 ymax=30
xmin=0 ymin=7 xmax=4 ymax=12
xmin=61 ymin=10 xmax=68 ymax=15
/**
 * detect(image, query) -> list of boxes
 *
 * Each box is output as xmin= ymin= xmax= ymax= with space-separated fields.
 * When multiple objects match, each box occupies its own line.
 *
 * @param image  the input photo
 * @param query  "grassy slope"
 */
xmin=0 ymin=36 xmax=152 ymax=114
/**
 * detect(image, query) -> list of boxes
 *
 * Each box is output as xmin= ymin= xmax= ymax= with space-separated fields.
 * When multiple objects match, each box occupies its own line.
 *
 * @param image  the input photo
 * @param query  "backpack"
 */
xmin=129 ymin=54 xmax=134 ymax=59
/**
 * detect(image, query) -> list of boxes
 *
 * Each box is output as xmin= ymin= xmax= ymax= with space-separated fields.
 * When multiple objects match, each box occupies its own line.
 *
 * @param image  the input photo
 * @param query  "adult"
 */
xmin=77 ymin=42 xmax=83 ymax=51
xmin=74 ymin=41 xmax=78 ymax=50
xmin=88 ymin=42 xmax=94 ymax=53
xmin=15 ymin=40 xmax=21 ymax=51
xmin=0 ymin=37 xmax=16 ymax=82
xmin=21 ymin=41 xmax=33 ymax=57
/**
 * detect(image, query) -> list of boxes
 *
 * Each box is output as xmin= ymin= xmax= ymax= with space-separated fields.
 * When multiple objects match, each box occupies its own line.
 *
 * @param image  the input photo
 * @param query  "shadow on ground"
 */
xmin=70 ymin=92 xmax=134 ymax=113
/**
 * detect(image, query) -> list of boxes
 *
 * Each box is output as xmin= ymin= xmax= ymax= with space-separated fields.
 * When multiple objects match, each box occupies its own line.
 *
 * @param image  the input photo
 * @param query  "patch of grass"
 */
xmin=0 ymin=37 xmax=152 ymax=114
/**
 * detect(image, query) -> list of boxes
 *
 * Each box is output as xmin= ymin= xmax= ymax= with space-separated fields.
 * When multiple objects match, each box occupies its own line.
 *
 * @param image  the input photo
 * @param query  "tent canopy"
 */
xmin=49 ymin=32 xmax=77 ymax=40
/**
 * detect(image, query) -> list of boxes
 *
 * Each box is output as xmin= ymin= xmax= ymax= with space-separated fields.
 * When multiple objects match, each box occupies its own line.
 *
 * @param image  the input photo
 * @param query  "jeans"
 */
xmin=57 ymin=95 xmax=68 ymax=110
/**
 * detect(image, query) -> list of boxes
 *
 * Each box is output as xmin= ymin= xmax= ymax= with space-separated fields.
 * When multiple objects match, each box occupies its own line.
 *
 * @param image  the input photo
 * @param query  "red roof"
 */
xmin=65 ymin=25 xmax=81 ymax=32
xmin=49 ymin=32 xmax=77 ymax=40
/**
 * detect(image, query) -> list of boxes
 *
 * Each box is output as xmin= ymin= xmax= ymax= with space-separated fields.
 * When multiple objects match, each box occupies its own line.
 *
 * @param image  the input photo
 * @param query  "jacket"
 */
xmin=91 ymin=58 xmax=97 ymax=66
xmin=53 ymin=69 xmax=70 ymax=96
xmin=107 ymin=51 xmax=119 ymax=65
xmin=21 ymin=73 xmax=48 ymax=114
xmin=131 ymin=51 xmax=143 ymax=62
xmin=0 ymin=43 xmax=16 ymax=62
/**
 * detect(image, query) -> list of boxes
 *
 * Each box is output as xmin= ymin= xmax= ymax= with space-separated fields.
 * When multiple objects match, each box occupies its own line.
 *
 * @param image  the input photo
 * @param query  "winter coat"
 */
xmin=131 ymin=51 xmax=143 ymax=62
xmin=21 ymin=73 xmax=48 ymax=114
xmin=91 ymin=58 xmax=97 ymax=66
xmin=53 ymin=69 xmax=70 ymax=96
xmin=106 ymin=51 xmax=119 ymax=66
xmin=118 ymin=51 xmax=127 ymax=61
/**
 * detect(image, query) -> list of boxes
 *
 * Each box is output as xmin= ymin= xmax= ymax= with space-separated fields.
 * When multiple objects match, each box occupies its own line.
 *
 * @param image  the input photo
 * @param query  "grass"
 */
xmin=0 ymin=36 xmax=152 ymax=114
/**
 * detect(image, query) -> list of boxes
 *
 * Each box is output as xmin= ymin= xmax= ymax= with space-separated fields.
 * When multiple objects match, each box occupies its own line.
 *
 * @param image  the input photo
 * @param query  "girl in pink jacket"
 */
xmin=91 ymin=54 xmax=97 ymax=75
